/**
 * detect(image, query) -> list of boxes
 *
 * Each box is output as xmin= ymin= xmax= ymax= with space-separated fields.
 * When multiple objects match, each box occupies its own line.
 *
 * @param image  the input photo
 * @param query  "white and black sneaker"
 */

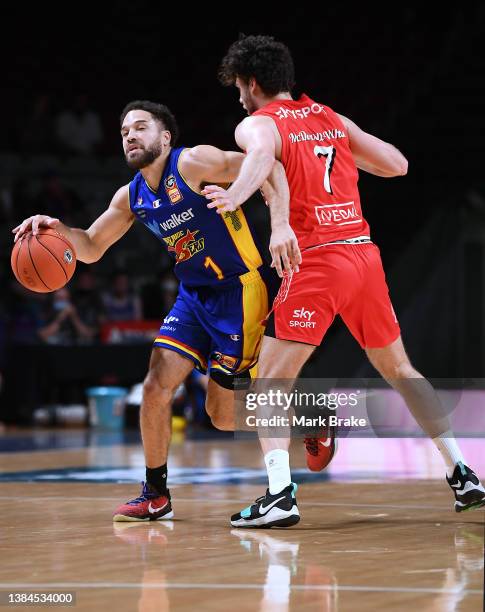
xmin=446 ymin=462 xmax=485 ymax=513
xmin=231 ymin=483 xmax=300 ymax=528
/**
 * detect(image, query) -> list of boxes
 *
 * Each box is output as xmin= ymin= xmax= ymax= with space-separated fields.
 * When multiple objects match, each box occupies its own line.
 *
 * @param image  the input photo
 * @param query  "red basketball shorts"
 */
xmin=266 ymin=243 xmax=400 ymax=349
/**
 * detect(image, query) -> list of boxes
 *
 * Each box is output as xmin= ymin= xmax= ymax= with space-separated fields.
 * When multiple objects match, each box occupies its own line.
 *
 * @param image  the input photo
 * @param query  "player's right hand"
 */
xmin=12 ymin=215 xmax=60 ymax=242
xmin=269 ymin=223 xmax=302 ymax=278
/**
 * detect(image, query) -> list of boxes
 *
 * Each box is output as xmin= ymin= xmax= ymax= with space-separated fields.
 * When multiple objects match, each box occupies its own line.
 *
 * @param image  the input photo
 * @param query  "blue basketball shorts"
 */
xmin=153 ymin=268 xmax=278 ymax=376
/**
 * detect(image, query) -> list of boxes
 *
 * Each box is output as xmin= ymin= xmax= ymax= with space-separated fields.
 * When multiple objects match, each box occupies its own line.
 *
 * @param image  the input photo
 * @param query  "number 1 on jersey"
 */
xmin=314 ymin=145 xmax=336 ymax=194
xmin=204 ymin=256 xmax=224 ymax=280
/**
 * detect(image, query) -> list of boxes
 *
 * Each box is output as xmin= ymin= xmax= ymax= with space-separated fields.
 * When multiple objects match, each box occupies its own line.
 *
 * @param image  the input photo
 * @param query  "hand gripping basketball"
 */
xmin=11 ymin=227 xmax=77 ymax=293
xmin=12 ymin=214 xmax=60 ymax=243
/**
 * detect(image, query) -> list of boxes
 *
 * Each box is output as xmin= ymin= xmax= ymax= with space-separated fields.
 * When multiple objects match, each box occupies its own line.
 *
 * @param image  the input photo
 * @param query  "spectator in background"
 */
xmin=34 ymin=170 xmax=84 ymax=226
xmin=18 ymin=94 xmax=55 ymax=154
xmin=141 ymin=269 xmax=178 ymax=320
xmin=4 ymin=178 xmax=36 ymax=226
xmin=6 ymin=281 xmax=46 ymax=345
xmin=1 ymin=285 xmax=46 ymax=425
xmin=160 ymin=269 xmax=179 ymax=312
xmin=38 ymin=287 xmax=97 ymax=345
xmin=72 ymin=266 xmax=105 ymax=335
xmin=0 ymin=184 xmax=14 ymax=226
xmin=0 ymin=300 xmax=6 ymax=411
xmin=55 ymin=94 xmax=104 ymax=155
xmin=102 ymin=271 xmax=142 ymax=322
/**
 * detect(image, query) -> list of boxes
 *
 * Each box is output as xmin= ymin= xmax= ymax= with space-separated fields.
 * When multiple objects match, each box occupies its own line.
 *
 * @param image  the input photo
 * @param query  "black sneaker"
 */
xmin=231 ymin=483 xmax=300 ymax=528
xmin=446 ymin=463 xmax=485 ymax=513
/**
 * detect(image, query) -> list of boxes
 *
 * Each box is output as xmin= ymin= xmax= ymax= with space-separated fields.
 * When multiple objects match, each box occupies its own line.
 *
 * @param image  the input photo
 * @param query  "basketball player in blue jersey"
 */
xmin=13 ymin=100 xmax=301 ymax=522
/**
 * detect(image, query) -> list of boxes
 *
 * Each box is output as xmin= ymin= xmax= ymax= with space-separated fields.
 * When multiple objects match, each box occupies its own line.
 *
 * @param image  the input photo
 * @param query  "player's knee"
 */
xmin=380 ymin=359 xmax=417 ymax=381
xmin=397 ymin=361 xmax=418 ymax=379
xmin=142 ymin=374 xmax=174 ymax=407
xmin=210 ymin=412 xmax=234 ymax=431
xmin=206 ymin=401 xmax=234 ymax=431
xmin=254 ymin=361 xmax=283 ymax=379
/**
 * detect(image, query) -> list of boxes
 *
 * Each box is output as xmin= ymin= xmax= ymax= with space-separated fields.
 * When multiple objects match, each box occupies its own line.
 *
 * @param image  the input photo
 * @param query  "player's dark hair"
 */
xmin=219 ymin=34 xmax=295 ymax=96
xmin=120 ymin=100 xmax=179 ymax=145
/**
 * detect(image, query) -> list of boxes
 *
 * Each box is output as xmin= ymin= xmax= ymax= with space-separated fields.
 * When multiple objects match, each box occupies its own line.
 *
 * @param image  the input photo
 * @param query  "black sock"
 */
xmin=146 ymin=464 xmax=168 ymax=495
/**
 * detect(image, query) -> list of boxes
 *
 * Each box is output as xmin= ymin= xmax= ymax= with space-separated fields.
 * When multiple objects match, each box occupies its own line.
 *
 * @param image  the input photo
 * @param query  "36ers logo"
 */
xmin=214 ymin=353 xmax=238 ymax=369
xmin=164 ymin=174 xmax=183 ymax=204
xmin=164 ymin=229 xmax=204 ymax=263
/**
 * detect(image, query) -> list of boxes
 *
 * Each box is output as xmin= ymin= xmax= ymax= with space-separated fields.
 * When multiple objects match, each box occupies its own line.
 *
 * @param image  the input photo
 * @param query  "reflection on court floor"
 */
xmin=0 ymin=433 xmax=483 ymax=610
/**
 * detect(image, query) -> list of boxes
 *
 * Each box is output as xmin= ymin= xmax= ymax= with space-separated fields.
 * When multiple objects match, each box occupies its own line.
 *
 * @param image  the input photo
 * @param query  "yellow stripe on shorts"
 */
xmin=239 ymin=270 xmax=269 ymax=372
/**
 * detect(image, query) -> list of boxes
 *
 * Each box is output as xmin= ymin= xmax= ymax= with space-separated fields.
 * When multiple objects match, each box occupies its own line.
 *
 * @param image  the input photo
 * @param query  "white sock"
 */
xmin=432 ymin=431 xmax=466 ymax=477
xmin=264 ymin=449 xmax=291 ymax=494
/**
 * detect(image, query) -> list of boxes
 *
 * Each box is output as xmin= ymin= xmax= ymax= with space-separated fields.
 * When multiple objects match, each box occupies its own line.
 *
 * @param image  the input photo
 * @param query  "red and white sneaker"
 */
xmin=113 ymin=482 xmax=174 ymax=522
xmin=304 ymin=426 xmax=337 ymax=472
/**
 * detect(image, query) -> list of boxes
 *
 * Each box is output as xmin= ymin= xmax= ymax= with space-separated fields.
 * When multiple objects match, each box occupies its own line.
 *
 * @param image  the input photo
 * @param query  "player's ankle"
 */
xmin=264 ymin=449 xmax=291 ymax=495
xmin=432 ymin=432 xmax=466 ymax=478
xmin=146 ymin=464 xmax=168 ymax=495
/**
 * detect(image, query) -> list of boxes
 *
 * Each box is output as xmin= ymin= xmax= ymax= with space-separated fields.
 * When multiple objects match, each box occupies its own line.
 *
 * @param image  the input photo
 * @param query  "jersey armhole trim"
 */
xmin=177 ymin=148 xmax=205 ymax=197
xmin=128 ymin=177 xmax=142 ymax=210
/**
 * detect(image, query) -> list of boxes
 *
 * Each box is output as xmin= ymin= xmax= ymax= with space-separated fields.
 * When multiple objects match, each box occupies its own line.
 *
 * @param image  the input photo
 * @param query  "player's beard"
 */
xmin=243 ymin=97 xmax=257 ymax=115
xmin=239 ymin=88 xmax=257 ymax=115
xmin=125 ymin=141 xmax=163 ymax=170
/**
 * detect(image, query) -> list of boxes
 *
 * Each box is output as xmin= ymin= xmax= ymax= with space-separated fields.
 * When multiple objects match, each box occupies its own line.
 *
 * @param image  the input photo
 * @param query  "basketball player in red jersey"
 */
xmin=203 ymin=35 xmax=485 ymax=527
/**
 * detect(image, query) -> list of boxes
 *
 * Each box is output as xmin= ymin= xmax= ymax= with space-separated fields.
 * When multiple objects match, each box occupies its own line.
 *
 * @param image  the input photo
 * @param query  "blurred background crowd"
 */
xmin=0 ymin=7 xmax=484 ymax=426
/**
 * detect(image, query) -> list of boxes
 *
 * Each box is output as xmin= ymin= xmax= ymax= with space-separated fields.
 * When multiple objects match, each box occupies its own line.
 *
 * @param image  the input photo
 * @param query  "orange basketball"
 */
xmin=11 ymin=228 xmax=77 ymax=293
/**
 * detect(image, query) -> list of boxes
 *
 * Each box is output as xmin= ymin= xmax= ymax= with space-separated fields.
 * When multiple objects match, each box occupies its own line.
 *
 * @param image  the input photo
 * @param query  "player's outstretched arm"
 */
xmin=179 ymin=145 xmax=245 ymax=185
xmin=203 ymin=116 xmax=276 ymax=212
xmin=261 ymin=161 xmax=302 ymax=277
xmin=338 ymin=114 xmax=408 ymax=177
xmin=12 ymin=185 xmax=134 ymax=264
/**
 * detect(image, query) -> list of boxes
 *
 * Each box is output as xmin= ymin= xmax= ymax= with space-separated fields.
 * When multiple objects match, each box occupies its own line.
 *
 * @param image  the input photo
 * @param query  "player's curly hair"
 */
xmin=219 ymin=34 xmax=295 ymax=96
xmin=120 ymin=100 xmax=179 ymax=145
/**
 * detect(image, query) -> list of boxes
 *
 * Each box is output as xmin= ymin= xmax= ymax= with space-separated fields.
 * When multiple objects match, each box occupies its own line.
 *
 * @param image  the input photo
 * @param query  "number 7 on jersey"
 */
xmin=314 ymin=145 xmax=336 ymax=195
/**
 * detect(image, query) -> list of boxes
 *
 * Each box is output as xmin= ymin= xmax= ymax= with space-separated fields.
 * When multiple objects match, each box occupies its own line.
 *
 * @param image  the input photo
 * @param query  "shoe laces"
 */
xmin=304 ymin=437 xmax=319 ymax=456
xmin=127 ymin=481 xmax=159 ymax=505
xmin=254 ymin=490 xmax=270 ymax=505
xmin=254 ymin=484 xmax=292 ymax=505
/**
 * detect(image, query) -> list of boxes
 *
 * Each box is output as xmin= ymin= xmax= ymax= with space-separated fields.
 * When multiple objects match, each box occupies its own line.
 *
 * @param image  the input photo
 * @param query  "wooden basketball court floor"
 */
xmin=0 ymin=431 xmax=484 ymax=611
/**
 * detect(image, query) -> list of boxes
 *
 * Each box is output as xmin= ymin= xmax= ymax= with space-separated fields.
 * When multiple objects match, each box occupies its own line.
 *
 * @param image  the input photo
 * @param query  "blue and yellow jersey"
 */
xmin=128 ymin=147 xmax=264 ymax=287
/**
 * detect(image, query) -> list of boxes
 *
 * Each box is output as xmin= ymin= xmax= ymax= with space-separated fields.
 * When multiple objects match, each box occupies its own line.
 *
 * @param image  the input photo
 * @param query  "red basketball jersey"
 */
xmin=254 ymin=95 xmax=371 ymax=249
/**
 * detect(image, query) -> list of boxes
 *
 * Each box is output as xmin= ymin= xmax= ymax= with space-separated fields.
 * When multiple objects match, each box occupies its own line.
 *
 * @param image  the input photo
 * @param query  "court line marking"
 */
xmin=0 ymin=583 xmax=481 ymax=595
xmin=214 ymin=500 xmax=450 ymax=512
xmin=0 ymin=496 xmax=454 ymax=510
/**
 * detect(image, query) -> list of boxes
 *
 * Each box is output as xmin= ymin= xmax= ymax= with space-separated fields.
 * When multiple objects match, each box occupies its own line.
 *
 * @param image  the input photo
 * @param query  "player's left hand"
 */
xmin=270 ymin=223 xmax=302 ymax=277
xmin=202 ymin=185 xmax=240 ymax=214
